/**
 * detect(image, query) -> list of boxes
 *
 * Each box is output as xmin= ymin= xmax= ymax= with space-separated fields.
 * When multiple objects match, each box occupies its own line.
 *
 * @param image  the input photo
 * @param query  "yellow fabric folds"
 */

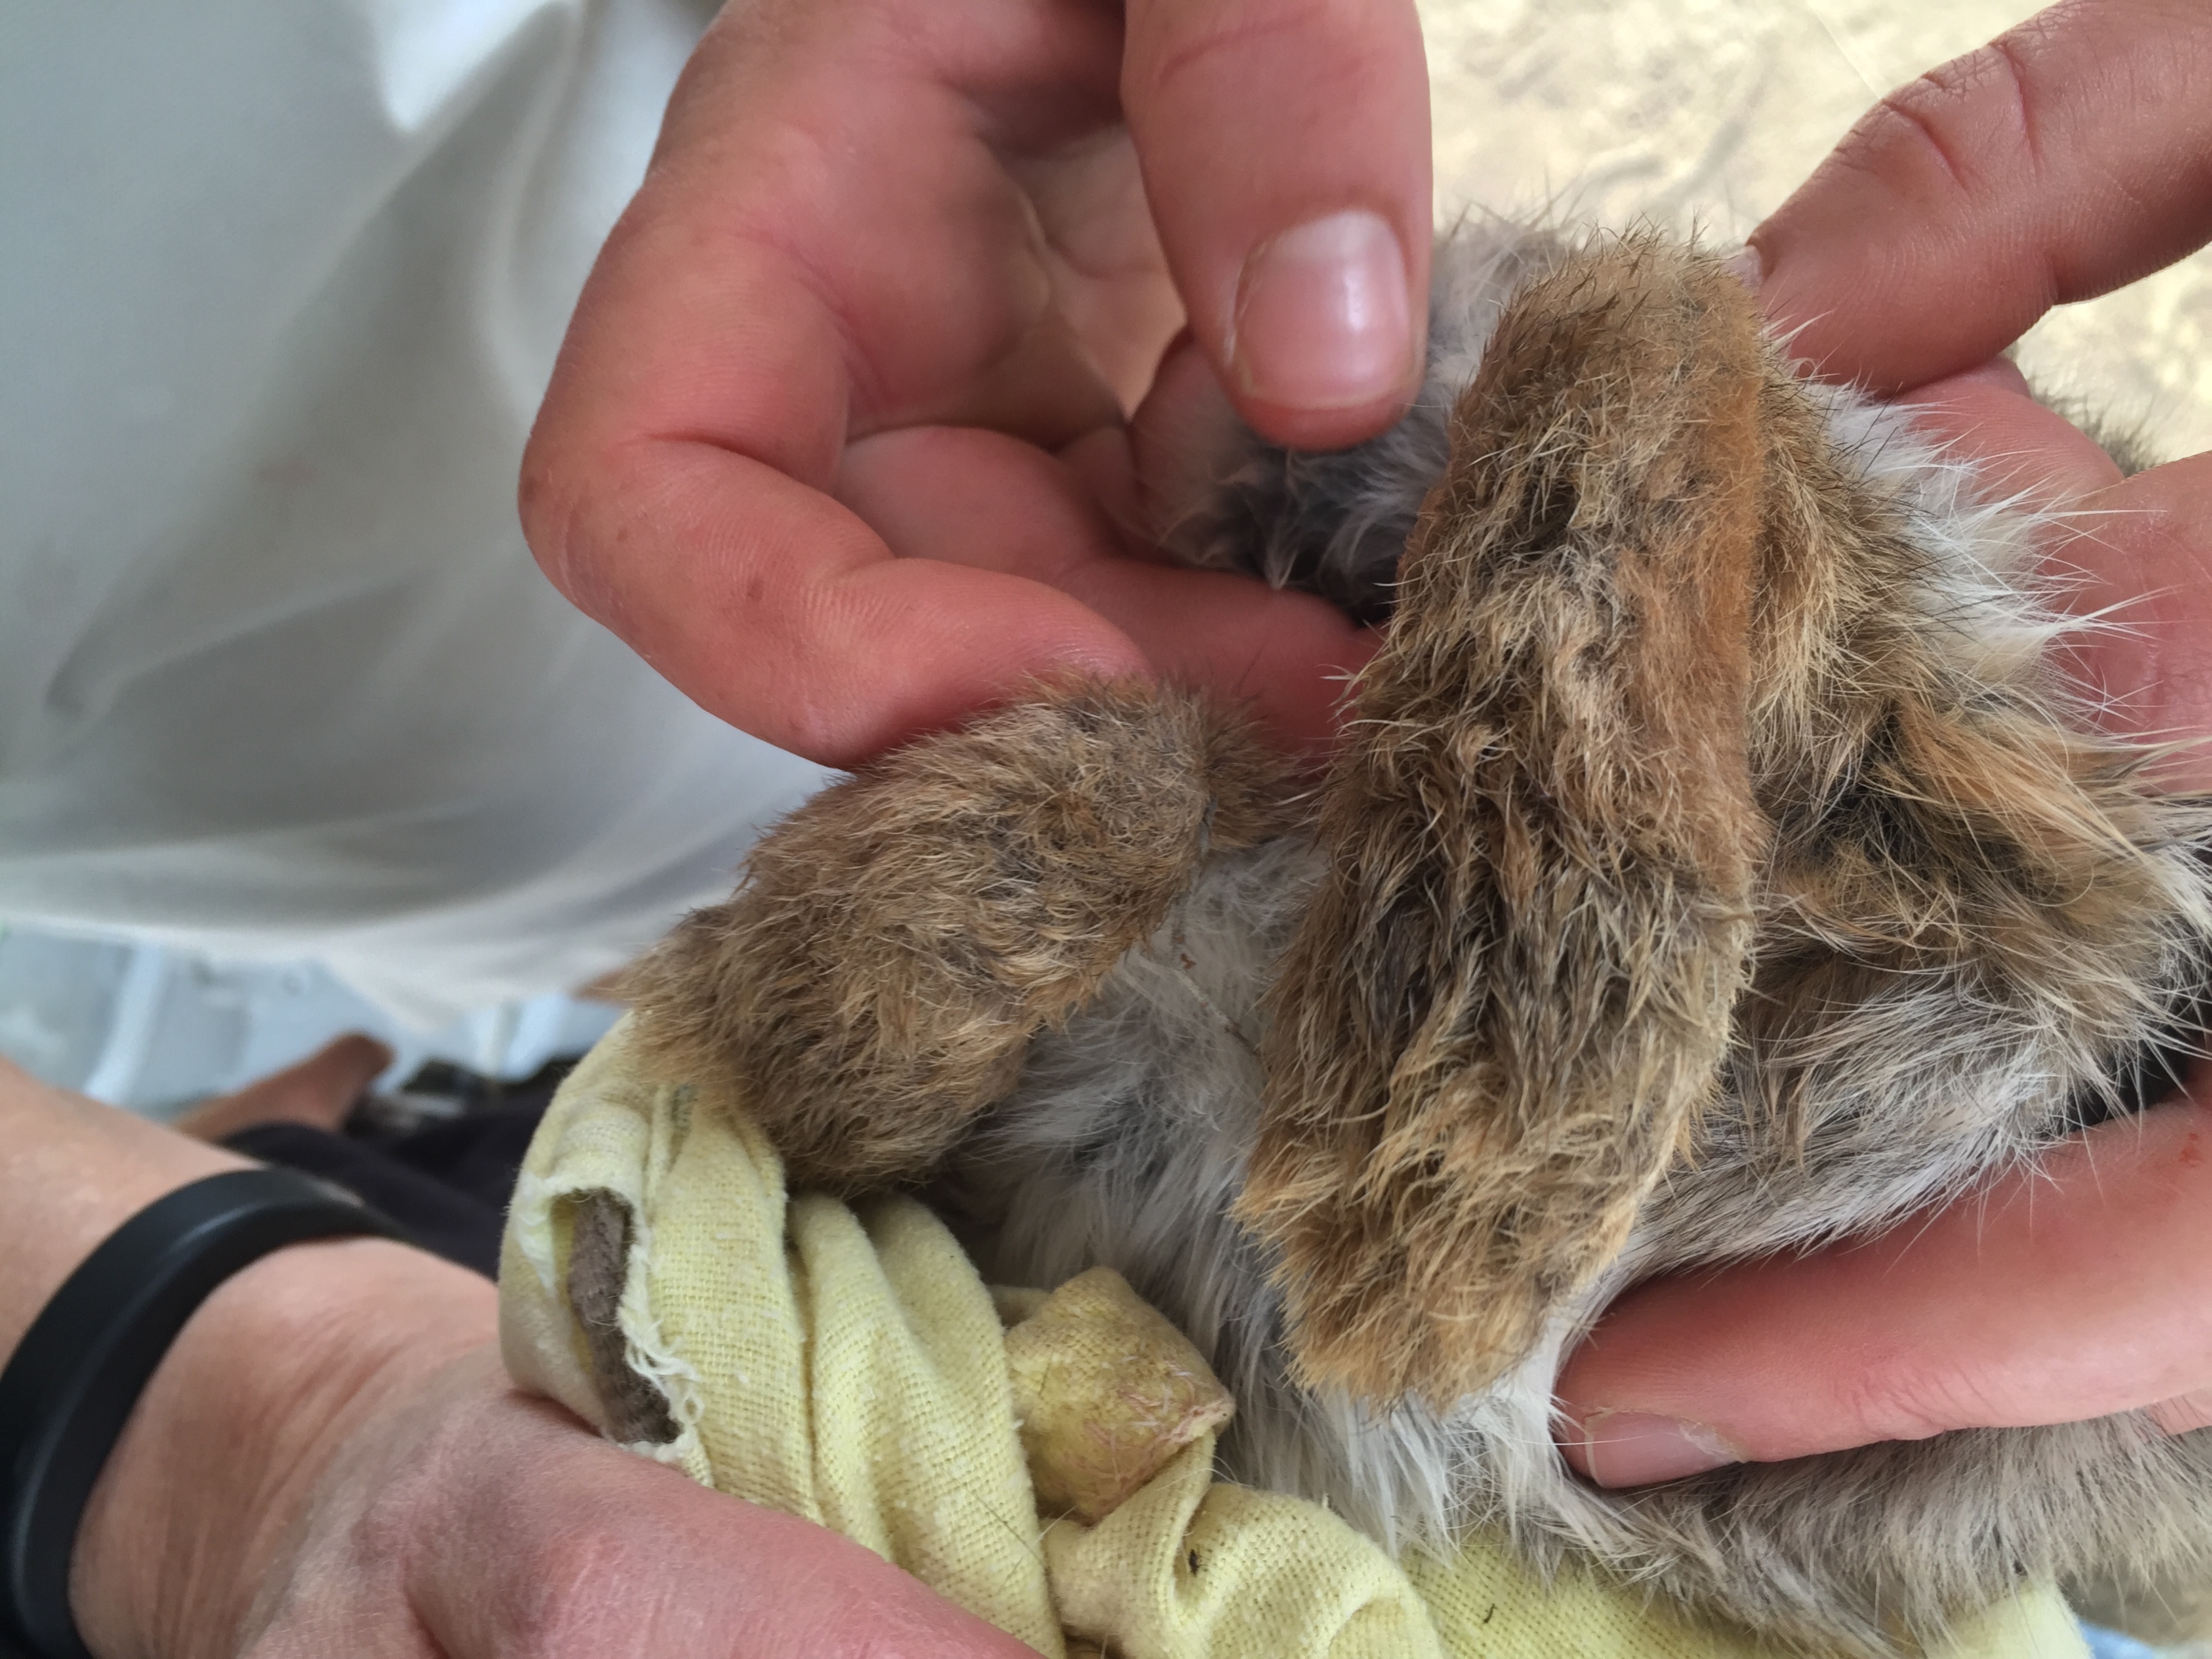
xmin=498 ymin=1019 xmax=2089 ymax=1659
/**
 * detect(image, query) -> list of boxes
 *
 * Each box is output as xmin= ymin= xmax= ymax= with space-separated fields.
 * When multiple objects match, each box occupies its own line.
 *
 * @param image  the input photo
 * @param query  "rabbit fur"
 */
xmin=619 ymin=228 xmax=2212 ymax=1657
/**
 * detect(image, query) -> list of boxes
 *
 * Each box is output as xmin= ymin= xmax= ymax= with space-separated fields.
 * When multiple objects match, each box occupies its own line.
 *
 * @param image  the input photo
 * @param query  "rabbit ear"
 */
xmin=1237 ymin=239 xmax=1774 ymax=1406
xmin=622 ymin=682 xmax=1296 ymax=1194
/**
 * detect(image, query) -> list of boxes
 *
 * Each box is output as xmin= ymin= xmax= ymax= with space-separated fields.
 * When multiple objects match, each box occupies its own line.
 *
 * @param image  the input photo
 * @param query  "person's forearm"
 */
xmin=0 ymin=1060 xmax=495 ymax=1658
xmin=0 ymin=1060 xmax=251 ymax=1361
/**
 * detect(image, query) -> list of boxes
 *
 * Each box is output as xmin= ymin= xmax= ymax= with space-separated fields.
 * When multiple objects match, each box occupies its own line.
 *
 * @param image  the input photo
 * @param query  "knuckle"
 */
xmin=1835 ymin=1354 xmax=1989 ymax=1447
xmin=1133 ymin=0 xmax=1406 ymax=115
xmin=518 ymin=435 xmax=652 ymax=628
xmin=516 ymin=415 xmax=598 ymax=595
xmin=515 ymin=444 xmax=570 ymax=573
xmin=498 ymin=1517 xmax=659 ymax=1650
xmin=1856 ymin=36 xmax=2045 ymax=197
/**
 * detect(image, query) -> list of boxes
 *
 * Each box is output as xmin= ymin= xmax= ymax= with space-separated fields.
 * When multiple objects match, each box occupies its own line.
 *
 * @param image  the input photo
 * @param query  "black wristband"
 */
xmin=0 ymin=1168 xmax=409 ymax=1659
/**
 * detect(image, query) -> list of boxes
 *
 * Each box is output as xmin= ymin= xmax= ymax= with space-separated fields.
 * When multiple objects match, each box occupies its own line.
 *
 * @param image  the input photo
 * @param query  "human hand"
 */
xmin=171 ymin=1033 xmax=393 ymax=1143
xmin=1555 ymin=0 xmax=2212 ymax=1488
xmin=522 ymin=0 xmax=1431 ymax=768
xmin=73 ymin=1235 xmax=1035 ymax=1658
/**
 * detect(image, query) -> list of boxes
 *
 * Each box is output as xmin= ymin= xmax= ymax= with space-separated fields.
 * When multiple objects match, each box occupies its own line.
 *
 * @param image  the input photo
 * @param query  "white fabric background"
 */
xmin=2 ymin=0 xmax=2206 ymax=1036
xmin=0 ymin=0 xmax=825 ymax=1025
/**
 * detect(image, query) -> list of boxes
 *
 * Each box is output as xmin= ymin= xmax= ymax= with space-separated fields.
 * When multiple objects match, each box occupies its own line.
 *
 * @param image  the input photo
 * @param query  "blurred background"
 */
xmin=0 ymin=927 xmax=619 ymax=1120
xmin=1421 ymin=0 xmax=2211 ymax=455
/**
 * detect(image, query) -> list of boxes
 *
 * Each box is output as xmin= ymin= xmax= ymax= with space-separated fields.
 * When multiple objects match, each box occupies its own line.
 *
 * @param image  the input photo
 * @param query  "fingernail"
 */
xmin=1231 ymin=210 xmax=1414 ymax=411
xmin=1720 ymin=243 xmax=1765 ymax=292
xmin=1572 ymin=1411 xmax=1744 ymax=1488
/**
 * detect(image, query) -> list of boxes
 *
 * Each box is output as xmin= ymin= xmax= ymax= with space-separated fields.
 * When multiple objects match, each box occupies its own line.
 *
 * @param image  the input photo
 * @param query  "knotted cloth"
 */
xmin=497 ymin=1019 xmax=2088 ymax=1659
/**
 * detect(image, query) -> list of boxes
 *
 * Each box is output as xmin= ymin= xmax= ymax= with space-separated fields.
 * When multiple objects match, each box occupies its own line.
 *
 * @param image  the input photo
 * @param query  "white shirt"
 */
xmin=0 ymin=0 xmax=827 ymax=1025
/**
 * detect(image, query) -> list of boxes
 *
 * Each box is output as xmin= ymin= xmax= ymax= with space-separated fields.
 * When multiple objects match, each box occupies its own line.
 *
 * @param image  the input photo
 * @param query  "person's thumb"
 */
xmin=1554 ymin=1098 xmax=2212 ymax=1487
xmin=1121 ymin=0 xmax=1432 ymax=452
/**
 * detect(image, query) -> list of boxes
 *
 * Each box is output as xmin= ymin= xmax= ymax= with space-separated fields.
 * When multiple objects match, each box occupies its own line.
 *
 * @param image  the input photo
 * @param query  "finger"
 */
xmin=1890 ymin=359 xmax=2125 ymax=506
xmin=1881 ymin=368 xmax=2212 ymax=789
xmin=1122 ymin=0 xmax=1433 ymax=449
xmin=1127 ymin=330 xmax=1257 ymax=551
xmin=523 ymin=0 xmax=1156 ymax=764
xmin=415 ymin=1393 xmax=1040 ymax=1658
xmin=173 ymin=1033 xmax=395 ymax=1141
xmin=2149 ymin=1387 xmax=2212 ymax=1436
xmin=2043 ymin=450 xmax=2212 ymax=789
xmin=1554 ymin=1097 xmax=2212 ymax=1487
xmin=529 ymin=430 xmax=1151 ymax=764
xmin=837 ymin=425 xmax=1374 ymax=752
xmin=1748 ymin=0 xmax=2212 ymax=390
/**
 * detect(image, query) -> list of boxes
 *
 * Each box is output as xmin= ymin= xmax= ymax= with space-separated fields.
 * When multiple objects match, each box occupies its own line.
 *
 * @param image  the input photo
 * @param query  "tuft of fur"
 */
xmin=1235 ymin=239 xmax=1774 ymax=1406
xmin=620 ymin=682 xmax=1296 ymax=1190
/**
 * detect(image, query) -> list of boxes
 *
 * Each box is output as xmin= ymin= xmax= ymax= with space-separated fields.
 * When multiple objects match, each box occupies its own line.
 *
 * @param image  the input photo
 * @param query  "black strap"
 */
xmin=0 ymin=1168 xmax=409 ymax=1659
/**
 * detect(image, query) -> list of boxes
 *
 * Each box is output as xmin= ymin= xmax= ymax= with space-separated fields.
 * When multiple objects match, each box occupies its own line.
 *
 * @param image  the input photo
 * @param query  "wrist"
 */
xmin=70 ymin=1235 xmax=495 ymax=1659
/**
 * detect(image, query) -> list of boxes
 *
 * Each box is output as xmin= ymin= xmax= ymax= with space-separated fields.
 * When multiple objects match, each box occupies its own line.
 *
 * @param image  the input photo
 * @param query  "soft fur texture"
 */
xmin=624 ymin=230 xmax=2212 ymax=1656
xmin=619 ymin=683 xmax=1295 ymax=1191
xmin=1237 ymin=238 xmax=1774 ymax=1406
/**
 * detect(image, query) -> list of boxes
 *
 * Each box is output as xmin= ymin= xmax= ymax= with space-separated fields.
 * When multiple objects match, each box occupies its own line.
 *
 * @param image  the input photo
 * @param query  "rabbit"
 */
xmin=616 ymin=226 xmax=2212 ymax=1657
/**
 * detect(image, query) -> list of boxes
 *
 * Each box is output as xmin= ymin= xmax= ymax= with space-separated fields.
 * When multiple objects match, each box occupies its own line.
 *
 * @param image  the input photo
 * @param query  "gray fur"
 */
xmin=958 ymin=834 xmax=2212 ymax=1654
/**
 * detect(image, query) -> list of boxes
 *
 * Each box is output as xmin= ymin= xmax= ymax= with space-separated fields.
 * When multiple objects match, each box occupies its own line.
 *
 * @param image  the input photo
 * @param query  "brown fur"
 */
xmin=1724 ymin=362 xmax=2197 ymax=1169
xmin=615 ymin=232 xmax=2212 ymax=1653
xmin=1230 ymin=237 xmax=2206 ymax=1412
xmin=619 ymin=682 xmax=1296 ymax=1190
xmin=1233 ymin=242 xmax=1773 ymax=1404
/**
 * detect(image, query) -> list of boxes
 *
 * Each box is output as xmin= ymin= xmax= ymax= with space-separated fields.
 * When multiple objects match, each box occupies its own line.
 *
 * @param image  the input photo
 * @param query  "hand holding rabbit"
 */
xmin=1556 ymin=0 xmax=2212 ymax=1488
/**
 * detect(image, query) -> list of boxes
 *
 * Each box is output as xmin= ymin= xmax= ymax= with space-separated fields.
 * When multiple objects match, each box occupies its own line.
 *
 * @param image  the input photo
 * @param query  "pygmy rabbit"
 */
xmin=620 ymin=228 xmax=2212 ymax=1656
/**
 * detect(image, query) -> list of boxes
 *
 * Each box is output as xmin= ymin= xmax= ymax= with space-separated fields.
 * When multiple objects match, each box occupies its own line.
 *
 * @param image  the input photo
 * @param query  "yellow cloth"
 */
xmin=498 ymin=1018 xmax=2089 ymax=1659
